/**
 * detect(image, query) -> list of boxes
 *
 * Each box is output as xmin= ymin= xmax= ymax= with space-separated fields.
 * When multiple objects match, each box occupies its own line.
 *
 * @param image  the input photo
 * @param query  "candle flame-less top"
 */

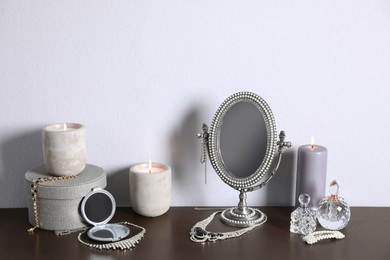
xmin=305 ymin=136 xmax=327 ymax=153
xmin=131 ymin=162 xmax=169 ymax=174
xmin=44 ymin=123 xmax=84 ymax=132
xmin=304 ymin=144 xmax=327 ymax=153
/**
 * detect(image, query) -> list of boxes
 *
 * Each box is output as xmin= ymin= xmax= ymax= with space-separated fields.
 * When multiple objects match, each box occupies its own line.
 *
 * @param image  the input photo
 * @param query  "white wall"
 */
xmin=1 ymin=1 xmax=389 ymax=208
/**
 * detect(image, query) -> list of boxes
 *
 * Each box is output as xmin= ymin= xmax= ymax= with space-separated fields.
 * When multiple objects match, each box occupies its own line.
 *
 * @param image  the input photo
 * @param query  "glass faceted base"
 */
xmin=290 ymin=194 xmax=317 ymax=235
xmin=317 ymin=196 xmax=351 ymax=230
xmin=317 ymin=180 xmax=351 ymax=230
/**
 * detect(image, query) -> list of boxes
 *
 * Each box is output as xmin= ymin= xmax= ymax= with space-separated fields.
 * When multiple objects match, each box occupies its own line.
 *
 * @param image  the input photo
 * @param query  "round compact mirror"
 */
xmin=80 ymin=188 xmax=130 ymax=242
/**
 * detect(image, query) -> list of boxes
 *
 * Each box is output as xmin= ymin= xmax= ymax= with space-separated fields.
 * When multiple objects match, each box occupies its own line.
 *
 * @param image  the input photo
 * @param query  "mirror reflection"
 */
xmin=84 ymin=192 xmax=113 ymax=223
xmin=92 ymin=229 xmax=115 ymax=239
xmin=219 ymin=101 xmax=267 ymax=178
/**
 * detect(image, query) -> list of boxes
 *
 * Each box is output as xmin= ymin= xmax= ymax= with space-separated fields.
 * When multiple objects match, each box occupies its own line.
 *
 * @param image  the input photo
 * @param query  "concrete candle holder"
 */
xmin=42 ymin=123 xmax=86 ymax=176
xmin=129 ymin=162 xmax=171 ymax=217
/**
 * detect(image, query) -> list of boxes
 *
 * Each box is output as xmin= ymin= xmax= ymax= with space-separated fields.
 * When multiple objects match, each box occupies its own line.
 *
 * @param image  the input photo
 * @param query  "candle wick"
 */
xmin=148 ymin=169 xmax=151 ymax=174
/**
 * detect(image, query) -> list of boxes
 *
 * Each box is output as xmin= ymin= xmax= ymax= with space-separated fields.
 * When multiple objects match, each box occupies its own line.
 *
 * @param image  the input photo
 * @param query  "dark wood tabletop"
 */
xmin=0 ymin=207 xmax=388 ymax=260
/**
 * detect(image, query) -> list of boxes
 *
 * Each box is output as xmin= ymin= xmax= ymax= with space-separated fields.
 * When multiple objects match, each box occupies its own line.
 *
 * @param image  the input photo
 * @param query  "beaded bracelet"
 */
xmin=303 ymin=230 xmax=345 ymax=245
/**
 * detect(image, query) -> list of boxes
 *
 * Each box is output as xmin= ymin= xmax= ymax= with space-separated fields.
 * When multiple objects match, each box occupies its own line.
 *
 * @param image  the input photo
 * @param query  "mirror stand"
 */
xmin=220 ymin=190 xmax=267 ymax=227
xmin=221 ymin=131 xmax=291 ymax=227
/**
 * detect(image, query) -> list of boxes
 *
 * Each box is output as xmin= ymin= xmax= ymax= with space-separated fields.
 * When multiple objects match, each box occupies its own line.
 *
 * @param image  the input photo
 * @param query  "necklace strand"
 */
xmin=27 ymin=175 xmax=76 ymax=233
xmin=190 ymin=211 xmax=263 ymax=242
xmin=200 ymin=134 xmax=208 ymax=185
xmin=77 ymin=222 xmax=146 ymax=250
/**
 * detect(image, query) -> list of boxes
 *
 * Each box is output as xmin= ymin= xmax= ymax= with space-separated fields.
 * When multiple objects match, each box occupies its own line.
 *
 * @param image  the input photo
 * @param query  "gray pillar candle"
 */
xmin=296 ymin=142 xmax=327 ymax=209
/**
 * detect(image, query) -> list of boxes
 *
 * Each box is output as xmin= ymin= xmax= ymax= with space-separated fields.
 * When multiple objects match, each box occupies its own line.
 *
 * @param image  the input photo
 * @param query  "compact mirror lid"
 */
xmin=81 ymin=188 xmax=116 ymax=226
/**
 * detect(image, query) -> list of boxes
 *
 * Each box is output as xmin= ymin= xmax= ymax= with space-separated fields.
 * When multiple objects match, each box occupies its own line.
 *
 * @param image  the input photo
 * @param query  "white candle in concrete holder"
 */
xmin=129 ymin=160 xmax=171 ymax=217
xmin=42 ymin=123 xmax=86 ymax=176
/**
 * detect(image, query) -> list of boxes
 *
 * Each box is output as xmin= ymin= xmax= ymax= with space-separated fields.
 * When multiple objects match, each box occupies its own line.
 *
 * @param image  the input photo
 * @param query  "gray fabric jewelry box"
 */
xmin=25 ymin=164 xmax=106 ymax=232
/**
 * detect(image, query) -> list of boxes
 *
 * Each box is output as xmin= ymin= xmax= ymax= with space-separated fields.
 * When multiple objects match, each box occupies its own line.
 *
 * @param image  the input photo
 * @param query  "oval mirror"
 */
xmin=219 ymin=101 xmax=268 ymax=179
xmin=199 ymin=92 xmax=291 ymax=227
xmin=209 ymin=92 xmax=277 ymax=190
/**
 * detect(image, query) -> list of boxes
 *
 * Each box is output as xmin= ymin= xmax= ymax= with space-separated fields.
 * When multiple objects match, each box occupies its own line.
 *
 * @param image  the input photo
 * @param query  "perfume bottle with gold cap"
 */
xmin=317 ymin=180 xmax=351 ymax=230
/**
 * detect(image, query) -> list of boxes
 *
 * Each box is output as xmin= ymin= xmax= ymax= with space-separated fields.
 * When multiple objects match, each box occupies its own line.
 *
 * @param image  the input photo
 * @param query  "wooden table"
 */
xmin=0 ymin=207 xmax=388 ymax=259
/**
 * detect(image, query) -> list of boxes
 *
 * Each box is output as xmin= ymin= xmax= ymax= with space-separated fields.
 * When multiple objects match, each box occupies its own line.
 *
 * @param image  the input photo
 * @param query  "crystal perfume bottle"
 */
xmin=317 ymin=180 xmax=351 ymax=230
xmin=290 ymin=194 xmax=317 ymax=235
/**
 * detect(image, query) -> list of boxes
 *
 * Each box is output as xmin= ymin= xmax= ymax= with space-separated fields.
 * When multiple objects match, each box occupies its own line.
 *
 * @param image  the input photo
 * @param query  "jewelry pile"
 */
xmin=190 ymin=211 xmax=262 ymax=243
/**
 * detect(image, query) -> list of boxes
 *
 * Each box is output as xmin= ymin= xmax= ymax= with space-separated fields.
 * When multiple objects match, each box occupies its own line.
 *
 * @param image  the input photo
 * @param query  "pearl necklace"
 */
xmin=303 ymin=230 xmax=345 ymax=245
xmin=78 ymin=222 xmax=146 ymax=250
xmin=190 ymin=211 xmax=263 ymax=242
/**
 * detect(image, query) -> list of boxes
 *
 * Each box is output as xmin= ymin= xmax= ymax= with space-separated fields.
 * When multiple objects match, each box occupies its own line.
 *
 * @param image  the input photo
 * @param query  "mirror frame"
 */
xmin=80 ymin=188 xmax=116 ymax=226
xmin=208 ymin=92 xmax=278 ymax=190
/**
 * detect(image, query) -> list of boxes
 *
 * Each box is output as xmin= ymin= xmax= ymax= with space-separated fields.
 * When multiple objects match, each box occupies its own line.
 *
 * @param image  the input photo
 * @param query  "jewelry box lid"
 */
xmin=25 ymin=164 xmax=106 ymax=200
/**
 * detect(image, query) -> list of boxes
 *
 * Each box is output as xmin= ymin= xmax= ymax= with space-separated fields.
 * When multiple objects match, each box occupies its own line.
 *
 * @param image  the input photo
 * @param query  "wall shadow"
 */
xmin=261 ymin=149 xmax=297 ymax=206
xmin=0 ymin=130 xmax=43 ymax=208
xmin=169 ymin=105 xmax=207 ymax=205
xmin=106 ymin=167 xmax=130 ymax=207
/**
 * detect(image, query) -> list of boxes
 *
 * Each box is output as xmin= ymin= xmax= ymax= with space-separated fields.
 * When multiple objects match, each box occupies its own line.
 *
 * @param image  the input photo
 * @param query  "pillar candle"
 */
xmin=42 ymin=123 xmax=86 ymax=176
xmin=129 ymin=162 xmax=171 ymax=217
xmin=296 ymin=142 xmax=327 ymax=209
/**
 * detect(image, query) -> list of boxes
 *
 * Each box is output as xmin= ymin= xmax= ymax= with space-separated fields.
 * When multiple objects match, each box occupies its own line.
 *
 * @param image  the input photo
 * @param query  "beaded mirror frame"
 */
xmin=209 ymin=92 xmax=277 ymax=190
xmin=199 ymin=91 xmax=291 ymax=227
